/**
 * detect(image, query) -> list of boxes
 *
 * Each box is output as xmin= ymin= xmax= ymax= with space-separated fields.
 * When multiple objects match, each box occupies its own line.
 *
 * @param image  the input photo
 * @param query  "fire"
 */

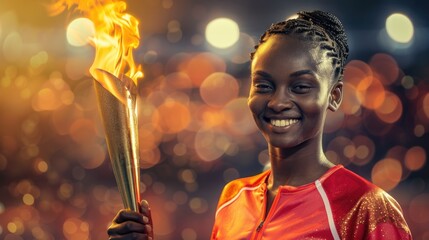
xmin=49 ymin=0 xmax=143 ymax=103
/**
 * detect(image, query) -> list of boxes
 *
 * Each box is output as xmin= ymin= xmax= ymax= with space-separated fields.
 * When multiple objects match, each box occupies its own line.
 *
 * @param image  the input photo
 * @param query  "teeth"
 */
xmin=270 ymin=119 xmax=299 ymax=127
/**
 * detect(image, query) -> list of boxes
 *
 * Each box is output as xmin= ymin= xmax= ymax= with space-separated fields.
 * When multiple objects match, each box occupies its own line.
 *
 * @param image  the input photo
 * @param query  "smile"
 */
xmin=270 ymin=119 xmax=299 ymax=127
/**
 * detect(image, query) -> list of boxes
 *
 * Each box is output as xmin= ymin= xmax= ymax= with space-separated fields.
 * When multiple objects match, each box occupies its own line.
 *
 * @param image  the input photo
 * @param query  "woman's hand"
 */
xmin=108 ymin=200 xmax=153 ymax=240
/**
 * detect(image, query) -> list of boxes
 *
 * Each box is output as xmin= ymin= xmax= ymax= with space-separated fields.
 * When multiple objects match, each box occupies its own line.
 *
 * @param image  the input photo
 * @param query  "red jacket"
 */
xmin=211 ymin=165 xmax=411 ymax=239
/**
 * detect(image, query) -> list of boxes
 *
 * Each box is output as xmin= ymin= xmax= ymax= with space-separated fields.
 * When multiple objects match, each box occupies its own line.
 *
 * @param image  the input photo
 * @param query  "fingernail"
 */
xmin=148 ymin=237 xmax=153 ymax=240
xmin=142 ymin=200 xmax=149 ymax=207
xmin=143 ymin=216 xmax=149 ymax=223
xmin=145 ymin=224 xmax=152 ymax=232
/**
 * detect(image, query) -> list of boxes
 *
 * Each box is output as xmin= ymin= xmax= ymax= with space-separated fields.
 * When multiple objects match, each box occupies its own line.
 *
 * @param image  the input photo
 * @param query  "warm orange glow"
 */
xmin=49 ymin=0 xmax=143 ymax=102
xmin=223 ymin=98 xmax=258 ymax=135
xmin=152 ymin=100 xmax=191 ymax=133
xmin=340 ymin=82 xmax=361 ymax=115
xmin=201 ymin=109 xmax=226 ymax=128
xmin=195 ymin=128 xmax=230 ymax=161
xmin=62 ymin=217 xmax=90 ymax=240
xmin=183 ymin=53 xmax=226 ymax=87
xmin=138 ymin=128 xmax=161 ymax=151
xmin=369 ymin=53 xmax=400 ymax=86
xmin=200 ymin=72 xmax=239 ymax=107
xmin=343 ymin=60 xmax=373 ymax=90
xmin=375 ymin=91 xmax=403 ymax=123
xmin=371 ymin=158 xmax=402 ymax=191
xmin=140 ymin=148 xmax=161 ymax=169
xmin=405 ymin=146 xmax=426 ymax=171
xmin=359 ymin=75 xmax=386 ymax=110
xmin=69 ymin=118 xmax=97 ymax=144
xmin=76 ymin=143 xmax=106 ymax=169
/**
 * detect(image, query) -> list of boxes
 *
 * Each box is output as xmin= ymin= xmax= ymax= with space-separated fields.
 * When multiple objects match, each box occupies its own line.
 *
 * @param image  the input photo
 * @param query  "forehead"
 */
xmin=251 ymin=35 xmax=325 ymax=74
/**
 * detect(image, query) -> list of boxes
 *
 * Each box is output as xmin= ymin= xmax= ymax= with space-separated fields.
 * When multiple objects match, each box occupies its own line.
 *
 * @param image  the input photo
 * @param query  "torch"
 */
xmin=49 ymin=0 xmax=144 ymax=212
xmin=93 ymin=69 xmax=141 ymax=212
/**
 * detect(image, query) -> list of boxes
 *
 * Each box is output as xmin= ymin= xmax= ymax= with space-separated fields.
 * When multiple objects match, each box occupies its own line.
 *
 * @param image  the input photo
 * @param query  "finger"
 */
xmin=140 ymin=200 xmax=152 ymax=223
xmin=108 ymin=232 xmax=151 ymax=240
xmin=140 ymin=200 xmax=153 ymax=237
xmin=113 ymin=209 xmax=145 ymax=224
xmin=108 ymin=221 xmax=148 ymax=235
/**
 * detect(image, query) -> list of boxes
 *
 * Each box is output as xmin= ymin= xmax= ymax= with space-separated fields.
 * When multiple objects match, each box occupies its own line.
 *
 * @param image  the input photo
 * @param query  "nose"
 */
xmin=267 ymin=89 xmax=293 ymax=112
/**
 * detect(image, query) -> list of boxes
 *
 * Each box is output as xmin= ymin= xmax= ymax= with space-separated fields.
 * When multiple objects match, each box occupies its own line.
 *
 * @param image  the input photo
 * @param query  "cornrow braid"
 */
xmin=251 ymin=10 xmax=349 ymax=82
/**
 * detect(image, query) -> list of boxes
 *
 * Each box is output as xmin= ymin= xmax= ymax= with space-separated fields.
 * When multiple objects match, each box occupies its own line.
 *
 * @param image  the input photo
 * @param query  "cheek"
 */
xmin=301 ymin=96 xmax=329 ymax=118
xmin=247 ymin=95 xmax=264 ymax=116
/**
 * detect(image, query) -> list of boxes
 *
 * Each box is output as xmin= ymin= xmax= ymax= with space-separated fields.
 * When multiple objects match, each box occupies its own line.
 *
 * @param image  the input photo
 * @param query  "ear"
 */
xmin=328 ymin=81 xmax=343 ymax=112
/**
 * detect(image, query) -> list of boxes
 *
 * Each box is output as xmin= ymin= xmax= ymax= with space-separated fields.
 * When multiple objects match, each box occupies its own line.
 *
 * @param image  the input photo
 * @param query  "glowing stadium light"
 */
xmin=66 ymin=18 xmax=95 ymax=47
xmin=205 ymin=18 xmax=240 ymax=49
xmin=385 ymin=13 xmax=414 ymax=43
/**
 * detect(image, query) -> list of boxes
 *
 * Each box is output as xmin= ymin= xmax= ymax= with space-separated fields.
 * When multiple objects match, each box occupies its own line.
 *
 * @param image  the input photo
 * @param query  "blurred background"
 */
xmin=0 ymin=0 xmax=429 ymax=239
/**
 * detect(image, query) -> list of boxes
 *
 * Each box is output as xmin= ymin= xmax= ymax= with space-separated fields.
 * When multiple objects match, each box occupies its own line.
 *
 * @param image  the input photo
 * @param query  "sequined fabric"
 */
xmin=340 ymin=189 xmax=411 ymax=239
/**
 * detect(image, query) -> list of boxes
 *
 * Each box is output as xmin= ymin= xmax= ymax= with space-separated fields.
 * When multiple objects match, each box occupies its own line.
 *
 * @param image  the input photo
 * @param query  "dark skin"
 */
xmin=107 ymin=200 xmax=153 ymax=240
xmin=249 ymin=35 xmax=343 ymax=214
xmin=108 ymin=34 xmax=344 ymax=238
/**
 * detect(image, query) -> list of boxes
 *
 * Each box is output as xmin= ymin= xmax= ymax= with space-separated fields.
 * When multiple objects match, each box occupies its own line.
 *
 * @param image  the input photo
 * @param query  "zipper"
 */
xmin=256 ymin=221 xmax=264 ymax=232
xmin=253 ymin=186 xmax=282 ymax=240
xmin=251 ymin=185 xmax=267 ymax=239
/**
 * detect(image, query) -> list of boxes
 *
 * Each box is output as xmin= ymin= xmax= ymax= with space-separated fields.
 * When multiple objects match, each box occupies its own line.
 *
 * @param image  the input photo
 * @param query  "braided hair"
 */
xmin=251 ymin=10 xmax=349 ymax=82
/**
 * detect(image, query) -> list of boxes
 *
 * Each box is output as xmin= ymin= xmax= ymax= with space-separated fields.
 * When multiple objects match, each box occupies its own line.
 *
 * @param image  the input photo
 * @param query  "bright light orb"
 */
xmin=385 ymin=13 xmax=414 ymax=43
xmin=66 ymin=18 xmax=95 ymax=47
xmin=205 ymin=18 xmax=240 ymax=49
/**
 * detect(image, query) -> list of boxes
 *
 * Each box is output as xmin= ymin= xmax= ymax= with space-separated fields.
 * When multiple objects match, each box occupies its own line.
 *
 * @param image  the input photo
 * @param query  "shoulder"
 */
xmin=322 ymin=166 xmax=411 ymax=239
xmin=321 ymin=165 xmax=401 ymax=211
xmin=216 ymin=170 xmax=270 ymax=208
xmin=322 ymin=165 xmax=378 ymax=199
xmin=341 ymin=188 xmax=411 ymax=239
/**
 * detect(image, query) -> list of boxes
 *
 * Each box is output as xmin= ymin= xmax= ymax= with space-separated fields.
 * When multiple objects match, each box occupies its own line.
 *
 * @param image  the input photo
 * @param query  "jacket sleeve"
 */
xmin=340 ymin=189 xmax=412 ymax=239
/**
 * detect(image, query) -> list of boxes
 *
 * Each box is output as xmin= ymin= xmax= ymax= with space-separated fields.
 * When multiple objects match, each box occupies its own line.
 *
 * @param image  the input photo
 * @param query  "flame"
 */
xmin=49 ymin=0 xmax=143 ymax=102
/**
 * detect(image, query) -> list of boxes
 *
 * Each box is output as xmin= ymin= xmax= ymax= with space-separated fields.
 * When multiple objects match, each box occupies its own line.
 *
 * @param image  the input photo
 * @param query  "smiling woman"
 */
xmin=210 ymin=10 xmax=412 ymax=240
xmin=107 ymin=10 xmax=413 ymax=240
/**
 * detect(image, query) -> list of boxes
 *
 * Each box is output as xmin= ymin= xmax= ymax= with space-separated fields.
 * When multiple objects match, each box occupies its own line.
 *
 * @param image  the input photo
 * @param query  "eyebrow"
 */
xmin=252 ymin=69 xmax=317 ymax=79
xmin=252 ymin=70 xmax=272 ymax=79
xmin=289 ymin=69 xmax=316 ymax=78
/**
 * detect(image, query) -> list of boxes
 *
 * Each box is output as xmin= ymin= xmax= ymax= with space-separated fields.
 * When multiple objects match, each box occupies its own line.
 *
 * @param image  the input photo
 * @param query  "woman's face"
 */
xmin=248 ymin=35 xmax=342 ymax=149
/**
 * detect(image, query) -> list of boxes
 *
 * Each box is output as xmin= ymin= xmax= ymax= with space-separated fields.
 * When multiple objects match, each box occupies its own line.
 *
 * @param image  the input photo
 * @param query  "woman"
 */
xmin=107 ymin=10 xmax=412 ymax=240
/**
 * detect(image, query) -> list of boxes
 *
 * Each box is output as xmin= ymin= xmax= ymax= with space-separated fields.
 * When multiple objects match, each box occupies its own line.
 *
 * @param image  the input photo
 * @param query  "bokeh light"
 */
xmin=200 ymin=72 xmax=239 ymax=107
xmin=405 ymin=146 xmax=426 ymax=171
xmin=385 ymin=13 xmax=414 ymax=43
xmin=66 ymin=18 xmax=95 ymax=47
xmin=371 ymin=158 xmax=402 ymax=191
xmin=2 ymin=32 xmax=23 ymax=62
xmin=374 ymin=91 xmax=402 ymax=123
xmin=152 ymin=99 xmax=191 ymax=134
xmin=223 ymin=98 xmax=258 ymax=135
xmin=205 ymin=18 xmax=240 ymax=48
xmin=195 ymin=128 xmax=230 ymax=161
xmin=183 ymin=52 xmax=226 ymax=87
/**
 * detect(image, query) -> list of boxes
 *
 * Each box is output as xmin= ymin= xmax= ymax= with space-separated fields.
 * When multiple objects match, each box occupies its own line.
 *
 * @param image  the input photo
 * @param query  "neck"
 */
xmin=267 ymin=135 xmax=334 ymax=190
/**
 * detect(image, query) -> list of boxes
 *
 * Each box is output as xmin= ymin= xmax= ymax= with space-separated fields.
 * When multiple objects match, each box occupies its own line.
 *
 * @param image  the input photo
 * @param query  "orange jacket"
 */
xmin=211 ymin=165 xmax=411 ymax=239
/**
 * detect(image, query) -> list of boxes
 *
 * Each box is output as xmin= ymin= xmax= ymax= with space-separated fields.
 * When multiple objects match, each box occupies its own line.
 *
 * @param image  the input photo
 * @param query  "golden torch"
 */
xmin=50 ymin=0 xmax=143 ymax=212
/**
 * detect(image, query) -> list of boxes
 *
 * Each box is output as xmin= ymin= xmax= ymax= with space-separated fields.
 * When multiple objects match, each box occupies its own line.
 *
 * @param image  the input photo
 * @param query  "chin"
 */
xmin=266 ymin=136 xmax=303 ymax=149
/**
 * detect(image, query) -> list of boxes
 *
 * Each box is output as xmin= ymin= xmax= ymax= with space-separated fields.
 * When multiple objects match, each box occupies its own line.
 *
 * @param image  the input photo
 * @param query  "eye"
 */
xmin=291 ymin=84 xmax=313 ymax=94
xmin=253 ymin=82 xmax=273 ymax=93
